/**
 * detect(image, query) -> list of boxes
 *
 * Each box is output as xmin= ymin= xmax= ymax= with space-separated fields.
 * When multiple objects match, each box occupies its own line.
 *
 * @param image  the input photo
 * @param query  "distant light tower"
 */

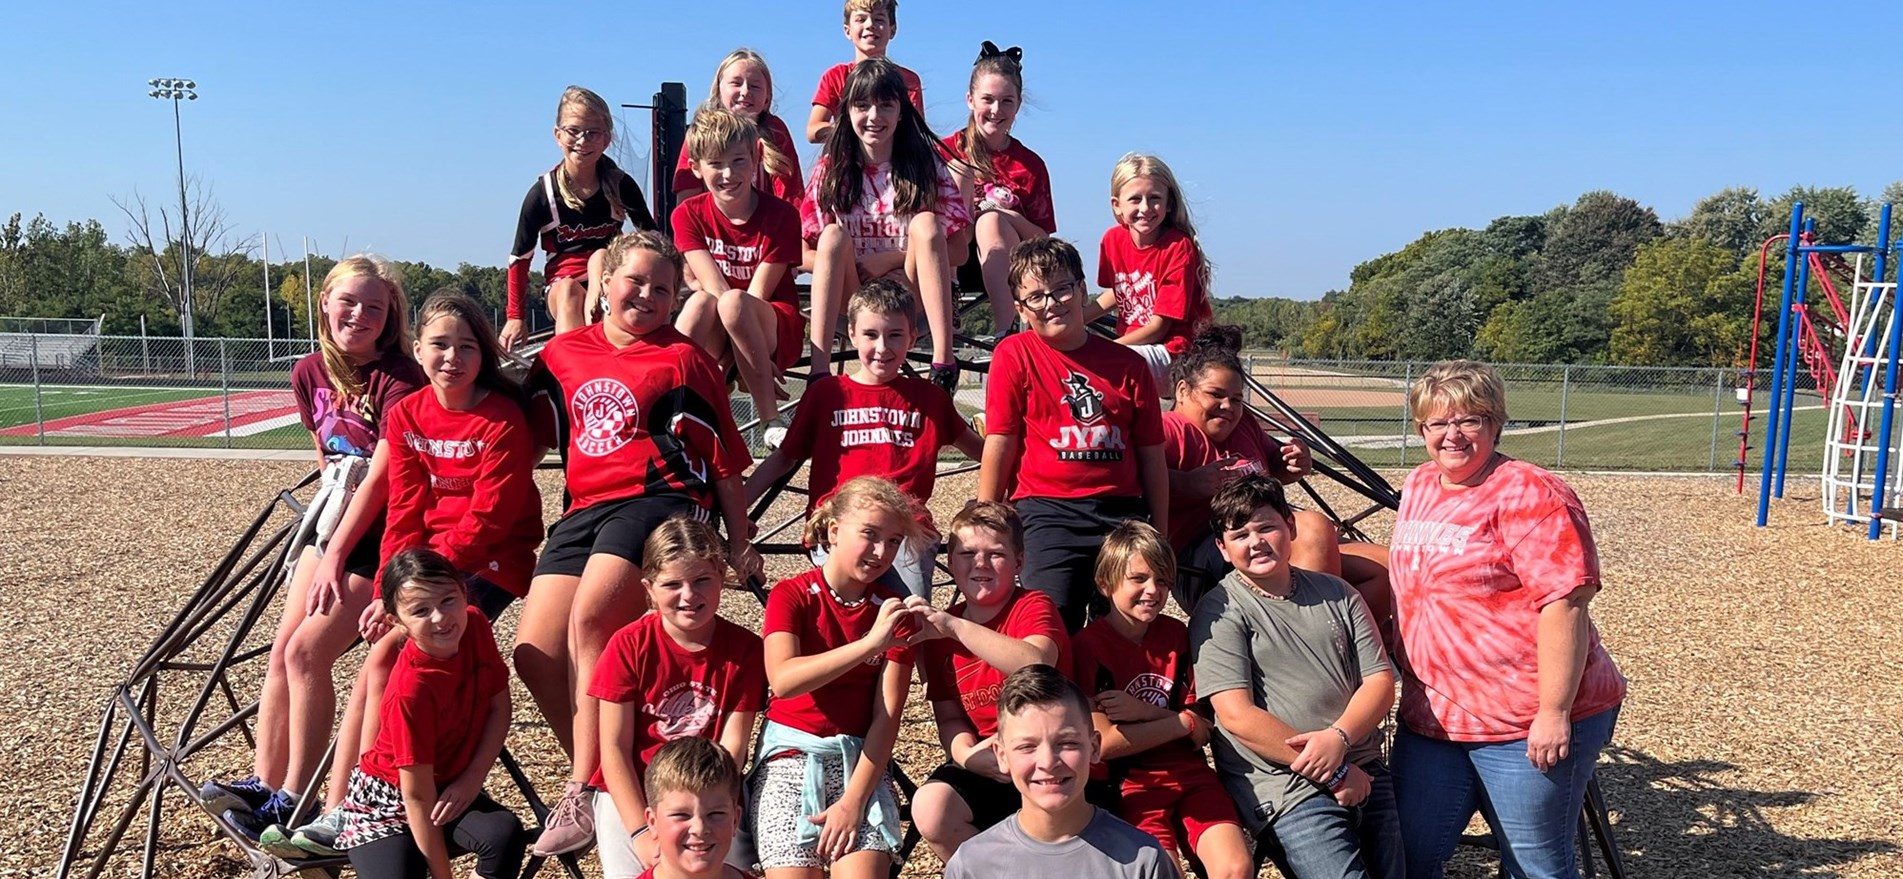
xmin=148 ymin=77 xmax=198 ymax=374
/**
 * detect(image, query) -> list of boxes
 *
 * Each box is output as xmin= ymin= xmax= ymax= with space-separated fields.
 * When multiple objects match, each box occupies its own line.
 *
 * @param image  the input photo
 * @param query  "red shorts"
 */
xmin=1118 ymin=764 xmax=1241 ymax=854
xmin=772 ymin=299 xmax=806 ymax=370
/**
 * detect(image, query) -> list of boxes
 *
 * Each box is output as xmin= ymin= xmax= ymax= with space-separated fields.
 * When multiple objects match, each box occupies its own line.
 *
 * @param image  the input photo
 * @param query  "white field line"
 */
xmin=1337 ymin=404 xmax=1829 ymax=450
xmin=0 ymin=386 xmax=209 ymax=419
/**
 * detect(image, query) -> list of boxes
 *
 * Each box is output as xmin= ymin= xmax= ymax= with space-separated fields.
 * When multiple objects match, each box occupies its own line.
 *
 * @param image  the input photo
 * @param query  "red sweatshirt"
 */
xmin=379 ymin=389 xmax=544 ymax=597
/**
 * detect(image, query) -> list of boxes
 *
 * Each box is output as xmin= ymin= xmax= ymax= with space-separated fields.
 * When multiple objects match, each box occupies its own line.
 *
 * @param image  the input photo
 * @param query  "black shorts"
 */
xmin=466 ymin=574 xmax=516 ymax=622
xmin=343 ymin=516 xmax=386 ymax=580
xmin=1016 ymin=495 xmax=1149 ymax=633
xmin=532 ymin=495 xmax=709 ymax=579
xmin=926 ymin=763 xmax=1020 ymax=832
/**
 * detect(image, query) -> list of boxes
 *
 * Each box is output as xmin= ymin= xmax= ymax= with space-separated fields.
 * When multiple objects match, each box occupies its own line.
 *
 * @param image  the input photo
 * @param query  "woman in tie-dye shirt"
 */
xmin=1386 ymin=360 xmax=1625 ymax=879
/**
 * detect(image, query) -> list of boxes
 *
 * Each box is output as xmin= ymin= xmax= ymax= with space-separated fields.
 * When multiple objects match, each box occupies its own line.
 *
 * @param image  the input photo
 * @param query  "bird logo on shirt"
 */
xmin=1060 ymin=371 xmax=1106 ymax=425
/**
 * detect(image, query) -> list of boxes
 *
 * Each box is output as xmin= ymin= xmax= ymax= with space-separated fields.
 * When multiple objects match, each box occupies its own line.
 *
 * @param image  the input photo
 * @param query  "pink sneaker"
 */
xmin=531 ymin=781 xmax=596 ymax=857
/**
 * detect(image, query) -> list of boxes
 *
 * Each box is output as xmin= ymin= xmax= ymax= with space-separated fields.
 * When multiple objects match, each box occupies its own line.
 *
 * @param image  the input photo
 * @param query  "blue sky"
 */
xmin=5 ymin=1 xmax=1901 ymax=300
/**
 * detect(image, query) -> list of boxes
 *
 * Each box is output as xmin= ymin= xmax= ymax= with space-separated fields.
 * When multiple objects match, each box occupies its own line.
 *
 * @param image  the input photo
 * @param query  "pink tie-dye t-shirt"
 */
xmin=1389 ymin=458 xmax=1626 ymax=742
xmin=799 ymin=158 xmax=971 ymax=257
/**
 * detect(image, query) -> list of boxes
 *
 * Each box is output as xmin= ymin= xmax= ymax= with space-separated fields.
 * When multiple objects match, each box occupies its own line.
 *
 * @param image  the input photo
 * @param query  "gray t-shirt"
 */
xmin=1188 ymin=568 xmax=1393 ymax=831
xmin=944 ymin=806 xmax=1179 ymax=879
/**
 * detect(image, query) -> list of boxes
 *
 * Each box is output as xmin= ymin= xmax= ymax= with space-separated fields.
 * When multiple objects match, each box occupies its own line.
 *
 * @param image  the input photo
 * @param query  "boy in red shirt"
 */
xmin=590 ymin=517 xmax=767 ymax=878
xmin=333 ymin=549 xmax=523 ymax=879
xmin=746 ymin=277 xmax=983 ymax=597
xmin=1073 ymin=522 xmax=1251 ymax=879
xmin=978 ymin=237 xmax=1169 ymax=632
xmin=672 ymin=108 xmax=806 ymax=441
xmin=907 ymin=502 xmax=1070 ymax=862
xmin=806 ymin=0 xmax=924 ymax=144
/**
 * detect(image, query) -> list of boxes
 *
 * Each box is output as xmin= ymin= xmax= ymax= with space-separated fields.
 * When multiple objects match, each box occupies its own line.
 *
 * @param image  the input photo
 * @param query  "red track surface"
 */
xmin=0 ymin=390 xmax=299 ymax=438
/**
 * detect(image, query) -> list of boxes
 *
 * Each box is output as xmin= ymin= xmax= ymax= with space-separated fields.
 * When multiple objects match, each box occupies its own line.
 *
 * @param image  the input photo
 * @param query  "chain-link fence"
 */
xmin=0 ymin=332 xmax=1832 ymax=471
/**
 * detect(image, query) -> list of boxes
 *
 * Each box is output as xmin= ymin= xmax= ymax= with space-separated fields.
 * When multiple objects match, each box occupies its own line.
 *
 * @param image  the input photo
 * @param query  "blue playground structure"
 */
xmin=1749 ymin=200 xmax=1903 ymax=538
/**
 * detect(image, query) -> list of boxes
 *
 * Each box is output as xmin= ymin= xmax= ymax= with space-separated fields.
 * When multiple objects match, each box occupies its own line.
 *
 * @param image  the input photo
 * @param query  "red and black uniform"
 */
xmin=812 ymin=62 xmax=924 ymax=116
xmin=775 ymin=375 xmax=963 ymax=519
xmin=528 ymin=323 xmax=751 ymax=577
xmin=586 ymin=613 xmax=767 ymax=789
xmin=985 ymin=332 xmax=1164 ymax=632
xmin=506 ymin=156 xmax=656 ymax=321
xmin=938 ymin=134 xmax=1057 ymax=234
xmin=760 ymin=567 xmax=914 ymax=739
xmin=670 ymin=191 xmax=806 ymax=370
xmin=671 ymin=112 xmax=805 ymax=208
xmin=379 ymin=390 xmax=543 ymax=606
xmin=1072 ymin=615 xmax=1240 ymax=855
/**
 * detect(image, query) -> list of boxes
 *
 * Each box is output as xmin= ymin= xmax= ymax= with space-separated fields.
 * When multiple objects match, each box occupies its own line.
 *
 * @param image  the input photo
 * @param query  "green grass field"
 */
xmin=0 ymin=384 xmax=212 ymax=429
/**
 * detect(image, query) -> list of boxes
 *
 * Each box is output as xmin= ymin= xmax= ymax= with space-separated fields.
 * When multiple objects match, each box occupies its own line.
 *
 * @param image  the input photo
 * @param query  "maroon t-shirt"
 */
xmin=985 ymin=332 xmax=1163 ymax=500
xmin=291 ymin=349 xmax=423 ymax=458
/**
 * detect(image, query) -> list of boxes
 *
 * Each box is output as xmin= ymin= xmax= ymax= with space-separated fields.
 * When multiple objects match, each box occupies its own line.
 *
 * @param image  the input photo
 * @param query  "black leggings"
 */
xmin=346 ymin=793 xmax=525 ymax=879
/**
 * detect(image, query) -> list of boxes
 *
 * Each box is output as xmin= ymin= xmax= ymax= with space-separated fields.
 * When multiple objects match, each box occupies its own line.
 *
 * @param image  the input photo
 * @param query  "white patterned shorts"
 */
xmin=748 ymin=751 xmax=900 ymax=869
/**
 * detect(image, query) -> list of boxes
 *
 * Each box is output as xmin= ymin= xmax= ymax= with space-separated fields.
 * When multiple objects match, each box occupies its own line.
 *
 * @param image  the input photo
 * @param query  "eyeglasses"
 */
xmin=558 ymin=125 xmax=607 ymax=142
xmin=1015 ymin=279 xmax=1080 ymax=311
xmin=1419 ymin=415 xmax=1489 ymax=436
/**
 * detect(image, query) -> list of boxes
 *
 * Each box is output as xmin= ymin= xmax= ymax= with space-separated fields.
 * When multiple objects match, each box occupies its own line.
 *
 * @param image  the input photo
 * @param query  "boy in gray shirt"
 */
xmin=1189 ymin=474 xmax=1401 ymax=879
xmin=944 ymin=664 xmax=1179 ymax=879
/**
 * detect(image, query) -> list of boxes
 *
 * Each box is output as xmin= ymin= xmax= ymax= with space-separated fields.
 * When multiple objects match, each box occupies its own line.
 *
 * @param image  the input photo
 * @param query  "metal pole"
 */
xmin=1867 ymin=203 xmax=1902 ymax=539
xmin=304 ymin=238 xmax=315 ymax=342
xmin=1709 ymin=368 xmax=1724 ymax=471
xmin=262 ymin=233 xmax=272 ymax=362
xmin=1399 ymin=362 xmax=1413 ymax=469
xmin=220 ymin=340 xmax=232 ymax=449
xmin=140 ymin=315 xmax=149 ymax=374
xmin=1757 ymin=202 xmax=1805 ymax=526
xmin=1557 ymin=365 xmax=1571 ymax=468
xmin=31 ymin=335 xmax=44 ymax=446
xmin=170 ymin=93 xmax=195 ymax=378
xmin=1774 ymin=218 xmax=1819 ymax=496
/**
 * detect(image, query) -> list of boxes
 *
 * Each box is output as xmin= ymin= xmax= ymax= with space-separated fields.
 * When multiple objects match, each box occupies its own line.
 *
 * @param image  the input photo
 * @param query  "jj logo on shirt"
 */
xmin=571 ymin=378 xmax=639 ymax=457
xmin=1053 ymin=371 xmax=1124 ymax=460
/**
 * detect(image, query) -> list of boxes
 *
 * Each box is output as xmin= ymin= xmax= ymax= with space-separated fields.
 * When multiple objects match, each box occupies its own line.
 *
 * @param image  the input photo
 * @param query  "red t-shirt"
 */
xmin=1072 ymin=615 xmax=1206 ymax=780
xmin=528 ymin=323 xmax=751 ymax=514
xmin=1160 ymin=410 xmax=1279 ymax=551
xmin=777 ymin=375 xmax=963 ymax=518
xmin=938 ymin=134 xmax=1056 ymax=233
xmin=1096 ymin=227 xmax=1210 ymax=356
xmin=586 ymin=613 xmax=768 ymax=790
xmin=799 ymin=157 xmax=971 ymax=255
xmin=671 ymin=191 xmax=802 ymax=310
xmin=1388 ymin=458 xmax=1627 ymax=742
xmin=671 ymin=112 xmax=804 ymax=208
xmin=291 ymin=350 xmax=424 ymax=458
xmin=359 ymin=608 xmax=509 ymax=786
xmin=380 ymin=390 xmax=543 ymax=598
xmin=761 ymin=567 xmax=914 ymax=739
xmin=811 ymin=62 xmax=925 ymax=115
xmin=985 ymin=332 xmax=1163 ymax=501
xmin=919 ymin=588 xmax=1070 ymax=739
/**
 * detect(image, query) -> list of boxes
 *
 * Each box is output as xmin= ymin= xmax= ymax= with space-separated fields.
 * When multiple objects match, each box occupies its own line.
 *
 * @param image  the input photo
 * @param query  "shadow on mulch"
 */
xmin=1595 ymin=745 xmax=1896 ymax=877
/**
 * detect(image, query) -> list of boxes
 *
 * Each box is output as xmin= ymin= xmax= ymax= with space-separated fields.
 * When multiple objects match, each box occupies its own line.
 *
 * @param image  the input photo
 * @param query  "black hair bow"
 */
xmin=977 ymin=40 xmax=1023 ymax=65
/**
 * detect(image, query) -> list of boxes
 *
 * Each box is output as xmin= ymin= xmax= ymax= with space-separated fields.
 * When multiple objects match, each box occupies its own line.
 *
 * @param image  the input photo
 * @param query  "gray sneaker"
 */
xmin=289 ymin=806 xmax=347 ymax=858
xmin=255 ymin=823 xmax=305 ymax=859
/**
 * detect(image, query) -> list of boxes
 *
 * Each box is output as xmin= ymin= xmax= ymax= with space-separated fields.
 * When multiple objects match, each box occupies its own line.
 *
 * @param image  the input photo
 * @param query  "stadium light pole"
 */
xmin=148 ymin=77 xmax=197 ymax=374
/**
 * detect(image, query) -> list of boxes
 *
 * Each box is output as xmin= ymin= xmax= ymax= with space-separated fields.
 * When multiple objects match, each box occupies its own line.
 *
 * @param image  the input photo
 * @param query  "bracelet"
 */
xmin=630 ymin=825 xmax=650 ymax=842
xmin=1180 ymin=709 xmax=1199 ymax=739
xmin=1325 ymin=762 xmax=1352 ymax=791
xmin=1329 ymin=725 xmax=1352 ymax=748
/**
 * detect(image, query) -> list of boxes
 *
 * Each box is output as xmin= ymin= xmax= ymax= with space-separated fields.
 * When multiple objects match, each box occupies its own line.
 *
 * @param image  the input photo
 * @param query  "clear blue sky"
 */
xmin=5 ymin=1 xmax=1901 ymax=300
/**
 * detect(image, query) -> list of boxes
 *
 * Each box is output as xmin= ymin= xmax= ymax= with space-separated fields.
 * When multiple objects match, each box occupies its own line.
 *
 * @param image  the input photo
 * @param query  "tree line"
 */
xmin=1212 ymin=182 xmax=1903 ymax=366
xmin=5 ymin=181 xmax=1901 ymax=368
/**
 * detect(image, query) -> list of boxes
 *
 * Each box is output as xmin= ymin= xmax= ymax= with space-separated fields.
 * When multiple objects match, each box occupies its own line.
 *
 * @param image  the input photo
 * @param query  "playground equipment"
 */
xmin=1745 ymin=201 xmax=1903 ymax=538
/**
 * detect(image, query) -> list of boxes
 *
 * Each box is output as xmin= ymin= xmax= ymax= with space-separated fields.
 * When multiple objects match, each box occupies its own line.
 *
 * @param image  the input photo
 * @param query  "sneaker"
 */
xmin=531 ymin=781 xmax=596 ymax=857
xmin=199 ymin=775 xmax=273 ymax=816
xmin=762 ymin=418 xmax=789 ymax=451
xmin=227 ymin=790 xmax=297 ymax=842
xmin=255 ymin=823 xmax=305 ymax=860
xmin=930 ymin=363 xmax=959 ymax=394
xmin=289 ymin=806 xmax=347 ymax=858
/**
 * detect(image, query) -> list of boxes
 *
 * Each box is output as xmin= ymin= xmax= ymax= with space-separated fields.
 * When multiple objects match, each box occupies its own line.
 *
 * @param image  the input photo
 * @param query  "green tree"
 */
xmin=1608 ymin=237 xmax=1739 ymax=365
xmin=1758 ymin=185 xmax=1868 ymax=245
xmin=1670 ymin=187 xmax=1763 ymax=259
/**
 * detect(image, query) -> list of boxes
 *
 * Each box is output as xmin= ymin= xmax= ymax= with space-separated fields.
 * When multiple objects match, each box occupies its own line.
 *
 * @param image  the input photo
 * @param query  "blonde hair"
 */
xmin=1109 ymin=153 xmax=1213 ymax=298
xmin=701 ymin=50 xmax=795 ymax=182
xmin=553 ymin=86 xmax=630 ymax=219
xmin=1409 ymin=360 xmax=1509 ymax=437
xmin=946 ymin=500 xmax=1024 ymax=557
xmin=599 ymin=229 xmax=684 ymax=287
xmin=643 ymin=515 xmax=728 ymax=581
xmin=842 ymin=0 xmax=897 ymax=24
xmin=1093 ymin=520 xmax=1176 ymax=598
xmin=644 ymin=736 xmax=742 ymax=804
xmin=804 ymin=476 xmax=926 ymax=552
xmin=686 ymin=107 xmax=762 ymax=163
xmin=317 ymin=254 xmax=412 ymax=403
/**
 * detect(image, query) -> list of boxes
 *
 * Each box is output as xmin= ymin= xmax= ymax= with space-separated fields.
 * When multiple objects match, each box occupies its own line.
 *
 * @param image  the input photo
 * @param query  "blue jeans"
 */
xmin=1260 ymin=763 xmax=1404 ymax=879
xmin=1392 ymin=705 xmax=1620 ymax=879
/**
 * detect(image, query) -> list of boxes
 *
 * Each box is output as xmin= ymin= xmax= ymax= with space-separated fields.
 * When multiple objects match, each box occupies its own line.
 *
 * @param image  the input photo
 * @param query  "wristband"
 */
xmin=1329 ymin=725 xmax=1352 ymax=748
xmin=630 ymin=825 xmax=650 ymax=842
xmin=1180 ymin=709 xmax=1198 ymax=739
xmin=1325 ymin=762 xmax=1351 ymax=791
